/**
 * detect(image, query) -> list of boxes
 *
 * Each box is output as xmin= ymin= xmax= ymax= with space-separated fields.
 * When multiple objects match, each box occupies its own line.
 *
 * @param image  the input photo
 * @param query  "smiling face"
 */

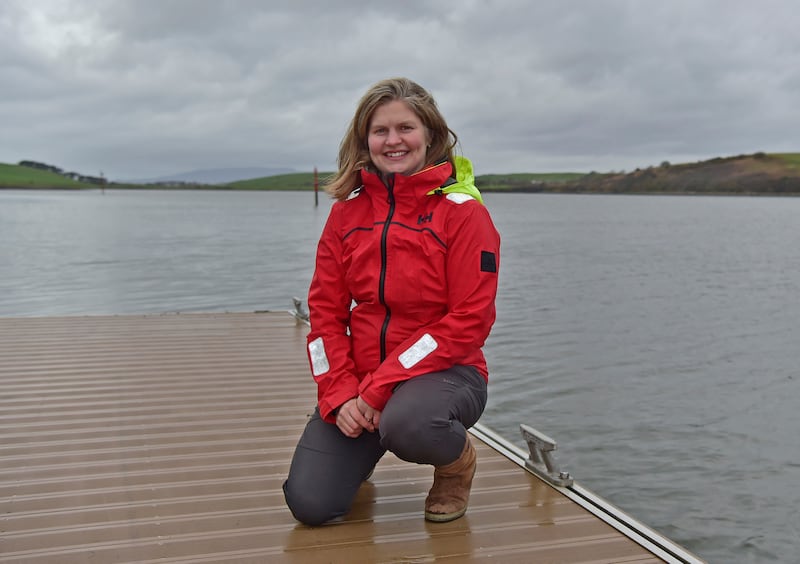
xmin=367 ymin=100 xmax=431 ymax=177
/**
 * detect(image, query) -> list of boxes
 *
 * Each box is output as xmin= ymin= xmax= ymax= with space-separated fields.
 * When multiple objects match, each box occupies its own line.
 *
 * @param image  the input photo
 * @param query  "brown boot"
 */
xmin=424 ymin=437 xmax=477 ymax=522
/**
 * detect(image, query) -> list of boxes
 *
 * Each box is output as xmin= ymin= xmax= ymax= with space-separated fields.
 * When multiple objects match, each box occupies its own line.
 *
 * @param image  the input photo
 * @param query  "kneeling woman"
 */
xmin=283 ymin=77 xmax=500 ymax=526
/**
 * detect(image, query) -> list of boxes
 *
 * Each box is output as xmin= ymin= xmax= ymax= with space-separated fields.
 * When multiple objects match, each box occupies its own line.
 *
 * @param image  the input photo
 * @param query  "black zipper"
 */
xmin=378 ymin=174 xmax=395 ymax=362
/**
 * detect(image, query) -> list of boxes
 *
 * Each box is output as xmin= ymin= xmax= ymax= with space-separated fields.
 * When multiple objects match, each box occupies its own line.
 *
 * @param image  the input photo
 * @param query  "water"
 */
xmin=0 ymin=190 xmax=326 ymax=315
xmin=2 ymin=189 xmax=799 ymax=563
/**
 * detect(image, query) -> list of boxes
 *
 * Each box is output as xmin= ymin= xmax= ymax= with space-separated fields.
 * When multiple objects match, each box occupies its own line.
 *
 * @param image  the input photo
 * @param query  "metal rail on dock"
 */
xmin=470 ymin=422 xmax=705 ymax=564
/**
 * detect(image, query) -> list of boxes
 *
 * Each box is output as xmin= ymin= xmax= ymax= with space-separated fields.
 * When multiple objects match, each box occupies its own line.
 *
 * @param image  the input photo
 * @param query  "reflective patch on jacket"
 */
xmin=398 ymin=333 xmax=438 ymax=369
xmin=346 ymin=186 xmax=363 ymax=201
xmin=446 ymin=193 xmax=475 ymax=204
xmin=308 ymin=337 xmax=330 ymax=376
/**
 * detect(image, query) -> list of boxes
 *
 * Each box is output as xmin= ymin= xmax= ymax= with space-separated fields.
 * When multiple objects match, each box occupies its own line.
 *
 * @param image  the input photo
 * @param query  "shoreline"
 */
xmin=4 ymin=185 xmax=800 ymax=197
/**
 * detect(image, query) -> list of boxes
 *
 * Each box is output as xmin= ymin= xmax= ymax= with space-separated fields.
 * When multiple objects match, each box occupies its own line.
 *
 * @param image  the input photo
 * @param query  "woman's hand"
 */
xmin=356 ymin=396 xmax=381 ymax=431
xmin=335 ymin=397 xmax=381 ymax=438
xmin=336 ymin=398 xmax=373 ymax=438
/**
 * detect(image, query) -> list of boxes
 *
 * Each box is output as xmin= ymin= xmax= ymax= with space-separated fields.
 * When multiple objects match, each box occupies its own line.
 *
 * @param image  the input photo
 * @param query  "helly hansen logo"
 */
xmin=417 ymin=211 xmax=433 ymax=224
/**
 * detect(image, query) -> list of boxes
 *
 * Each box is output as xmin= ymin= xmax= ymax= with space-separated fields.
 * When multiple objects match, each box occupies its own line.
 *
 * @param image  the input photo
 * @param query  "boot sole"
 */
xmin=424 ymin=506 xmax=468 ymax=523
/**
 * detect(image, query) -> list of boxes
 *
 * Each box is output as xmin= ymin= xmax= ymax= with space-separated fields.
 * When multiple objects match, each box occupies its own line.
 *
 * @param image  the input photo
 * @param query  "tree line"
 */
xmin=19 ymin=160 xmax=106 ymax=186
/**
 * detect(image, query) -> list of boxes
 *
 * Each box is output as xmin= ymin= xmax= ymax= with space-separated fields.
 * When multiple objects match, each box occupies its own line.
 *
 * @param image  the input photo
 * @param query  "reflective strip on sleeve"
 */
xmin=308 ymin=337 xmax=330 ymax=376
xmin=398 ymin=333 xmax=438 ymax=369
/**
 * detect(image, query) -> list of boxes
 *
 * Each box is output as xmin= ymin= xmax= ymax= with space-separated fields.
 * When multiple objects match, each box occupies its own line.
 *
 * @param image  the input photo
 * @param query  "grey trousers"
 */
xmin=282 ymin=365 xmax=487 ymax=526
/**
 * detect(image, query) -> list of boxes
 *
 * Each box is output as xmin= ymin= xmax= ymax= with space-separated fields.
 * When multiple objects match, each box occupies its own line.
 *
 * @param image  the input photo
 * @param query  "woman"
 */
xmin=283 ymin=77 xmax=500 ymax=526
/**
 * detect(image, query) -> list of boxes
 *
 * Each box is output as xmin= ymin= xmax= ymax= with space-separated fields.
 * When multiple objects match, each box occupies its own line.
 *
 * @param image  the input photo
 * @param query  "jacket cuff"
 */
xmin=319 ymin=391 xmax=358 ymax=424
xmin=357 ymin=382 xmax=391 ymax=413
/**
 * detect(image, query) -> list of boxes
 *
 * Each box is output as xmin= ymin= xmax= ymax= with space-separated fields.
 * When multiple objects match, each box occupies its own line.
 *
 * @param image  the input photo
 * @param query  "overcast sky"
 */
xmin=2 ymin=0 xmax=798 ymax=181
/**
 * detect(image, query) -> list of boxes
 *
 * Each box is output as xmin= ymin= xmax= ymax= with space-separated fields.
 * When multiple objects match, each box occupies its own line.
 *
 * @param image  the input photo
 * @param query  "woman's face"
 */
xmin=367 ymin=100 xmax=430 ymax=177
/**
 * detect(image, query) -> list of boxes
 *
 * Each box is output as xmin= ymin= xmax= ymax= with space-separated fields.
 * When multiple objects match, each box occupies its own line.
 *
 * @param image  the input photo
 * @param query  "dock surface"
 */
xmin=0 ymin=312 xmax=684 ymax=562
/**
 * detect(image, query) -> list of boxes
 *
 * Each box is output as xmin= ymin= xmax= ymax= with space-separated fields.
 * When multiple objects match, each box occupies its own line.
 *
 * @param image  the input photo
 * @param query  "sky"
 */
xmin=2 ymin=0 xmax=799 ymax=181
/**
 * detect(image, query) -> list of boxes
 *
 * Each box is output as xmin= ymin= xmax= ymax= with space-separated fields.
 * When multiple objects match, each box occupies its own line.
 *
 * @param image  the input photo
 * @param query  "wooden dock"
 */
xmin=0 ymin=312 xmax=703 ymax=563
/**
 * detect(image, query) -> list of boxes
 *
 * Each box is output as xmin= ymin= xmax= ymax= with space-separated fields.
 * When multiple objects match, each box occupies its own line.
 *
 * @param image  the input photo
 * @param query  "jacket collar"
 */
xmin=359 ymin=161 xmax=453 ymax=203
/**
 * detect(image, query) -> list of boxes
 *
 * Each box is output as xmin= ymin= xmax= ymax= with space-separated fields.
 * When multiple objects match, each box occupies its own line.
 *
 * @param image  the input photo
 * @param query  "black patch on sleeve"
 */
xmin=480 ymin=251 xmax=497 ymax=273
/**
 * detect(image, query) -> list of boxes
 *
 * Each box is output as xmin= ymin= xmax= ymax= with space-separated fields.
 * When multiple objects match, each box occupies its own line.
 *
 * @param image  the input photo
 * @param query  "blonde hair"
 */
xmin=325 ymin=77 xmax=458 ymax=201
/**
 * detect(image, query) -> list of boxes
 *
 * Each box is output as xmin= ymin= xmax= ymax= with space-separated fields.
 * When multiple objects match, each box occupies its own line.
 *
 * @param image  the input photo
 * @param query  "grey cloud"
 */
xmin=2 ymin=0 xmax=799 ymax=179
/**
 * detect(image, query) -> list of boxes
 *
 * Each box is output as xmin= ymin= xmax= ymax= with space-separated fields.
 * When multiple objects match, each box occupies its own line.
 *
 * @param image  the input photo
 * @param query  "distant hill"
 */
xmin=227 ymin=171 xmax=335 ymax=191
xmin=126 ymin=166 xmax=295 ymax=184
xmin=501 ymin=152 xmax=800 ymax=195
xmin=228 ymin=171 xmax=590 ymax=191
xmin=4 ymin=153 xmax=800 ymax=194
xmin=0 ymin=162 xmax=90 ymax=189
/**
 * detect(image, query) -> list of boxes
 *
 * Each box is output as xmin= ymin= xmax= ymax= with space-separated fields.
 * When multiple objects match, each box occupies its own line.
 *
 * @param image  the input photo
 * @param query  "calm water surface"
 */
xmin=2 ymin=189 xmax=799 ymax=563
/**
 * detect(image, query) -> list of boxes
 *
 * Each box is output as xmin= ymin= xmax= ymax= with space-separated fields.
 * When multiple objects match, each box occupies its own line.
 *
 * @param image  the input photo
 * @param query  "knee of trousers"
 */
xmin=282 ymin=479 xmax=344 ymax=526
xmin=380 ymin=414 xmax=459 ymax=465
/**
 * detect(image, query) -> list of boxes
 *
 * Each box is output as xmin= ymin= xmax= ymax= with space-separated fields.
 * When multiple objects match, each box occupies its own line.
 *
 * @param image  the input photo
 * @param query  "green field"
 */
xmin=0 ymin=163 xmax=89 ymax=189
xmin=228 ymin=171 xmax=335 ymax=191
xmin=771 ymin=153 xmax=800 ymax=169
xmin=475 ymin=172 xmax=586 ymax=191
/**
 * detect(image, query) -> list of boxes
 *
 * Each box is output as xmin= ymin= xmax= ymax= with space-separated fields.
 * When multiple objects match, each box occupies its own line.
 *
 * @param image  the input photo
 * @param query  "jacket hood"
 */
xmin=428 ymin=156 xmax=484 ymax=205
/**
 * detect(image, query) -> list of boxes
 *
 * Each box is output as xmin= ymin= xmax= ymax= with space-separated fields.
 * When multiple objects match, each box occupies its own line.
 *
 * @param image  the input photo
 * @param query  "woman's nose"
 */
xmin=386 ymin=128 xmax=401 ymax=144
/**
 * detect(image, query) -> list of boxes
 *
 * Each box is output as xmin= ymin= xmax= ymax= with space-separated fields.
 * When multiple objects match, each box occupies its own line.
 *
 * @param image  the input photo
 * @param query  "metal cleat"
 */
xmin=520 ymin=424 xmax=573 ymax=487
xmin=290 ymin=297 xmax=310 ymax=324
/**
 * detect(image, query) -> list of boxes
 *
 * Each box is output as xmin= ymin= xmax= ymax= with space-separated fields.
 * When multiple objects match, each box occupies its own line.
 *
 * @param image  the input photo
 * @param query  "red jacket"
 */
xmin=306 ymin=160 xmax=500 ymax=423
